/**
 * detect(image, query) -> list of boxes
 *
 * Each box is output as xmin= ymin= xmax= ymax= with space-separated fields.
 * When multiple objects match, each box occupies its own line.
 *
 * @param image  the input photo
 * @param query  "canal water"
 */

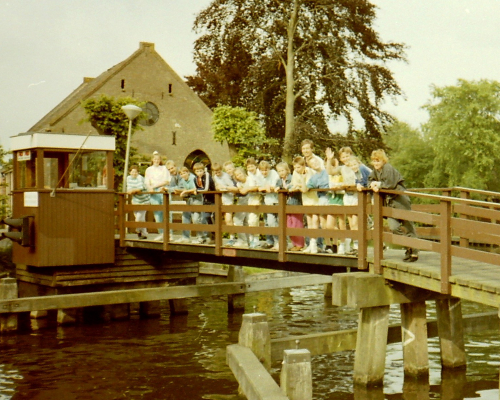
xmin=0 ymin=284 xmax=499 ymax=399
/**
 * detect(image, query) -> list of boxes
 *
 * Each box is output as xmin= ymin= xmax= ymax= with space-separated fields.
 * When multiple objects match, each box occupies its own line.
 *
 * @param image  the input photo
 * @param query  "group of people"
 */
xmin=126 ymin=139 xmax=419 ymax=262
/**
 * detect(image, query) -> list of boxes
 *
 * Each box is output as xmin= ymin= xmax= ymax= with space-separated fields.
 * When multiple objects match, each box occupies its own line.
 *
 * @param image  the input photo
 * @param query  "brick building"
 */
xmin=28 ymin=42 xmax=230 ymax=170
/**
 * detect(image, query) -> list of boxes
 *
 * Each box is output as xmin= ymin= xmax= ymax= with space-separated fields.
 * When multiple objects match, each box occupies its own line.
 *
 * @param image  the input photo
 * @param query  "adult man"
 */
xmin=301 ymin=139 xmax=325 ymax=169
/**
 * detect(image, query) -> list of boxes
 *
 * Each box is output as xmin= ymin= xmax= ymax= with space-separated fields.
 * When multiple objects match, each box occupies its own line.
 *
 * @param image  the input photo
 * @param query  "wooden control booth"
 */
xmin=10 ymin=133 xmax=116 ymax=268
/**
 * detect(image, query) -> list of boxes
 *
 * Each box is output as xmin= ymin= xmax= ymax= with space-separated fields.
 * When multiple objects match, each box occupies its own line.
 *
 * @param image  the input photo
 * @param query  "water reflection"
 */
xmin=0 ymin=287 xmax=498 ymax=399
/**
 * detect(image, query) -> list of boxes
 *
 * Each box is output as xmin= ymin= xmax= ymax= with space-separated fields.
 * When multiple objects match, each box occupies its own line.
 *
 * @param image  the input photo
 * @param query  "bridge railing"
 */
xmin=373 ymin=188 xmax=500 ymax=293
xmin=117 ymin=187 xmax=500 ymax=293
xmin=117 ymin=189 xmax=373 ymax=269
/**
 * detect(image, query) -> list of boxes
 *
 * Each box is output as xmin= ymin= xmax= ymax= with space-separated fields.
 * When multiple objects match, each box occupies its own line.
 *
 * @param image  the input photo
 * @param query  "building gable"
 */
xmin=28 ymin=42 xmax=230 ymax=169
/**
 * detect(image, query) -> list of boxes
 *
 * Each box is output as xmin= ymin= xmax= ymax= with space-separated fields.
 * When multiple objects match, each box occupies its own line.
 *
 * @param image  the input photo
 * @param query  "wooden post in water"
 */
xmin=104 ymin=304 xmax=130 ymax=320
xmin=353 ymin=305 xmax=390 ymax=386
xmin=139 ymin=301 xmax=161 ymax=318
xmin=280 ymin=348 xmax=313 ymax=400
xmin=238 ymin=312 xmax=271 ymax=371
xmin=0 ymin=277 xmax=18 ymax=332
xmin=228 ymin=266 xmax=245 ymax=312
xmin=169 ymin=299 xmax=188 ymax=315
xmin=57 ymin=308 xmax=79 ymax=325
xmin=400 ymin=301 xmax=429 ymax=377
xmin=435 ymin=298 xmax=466 ymax=369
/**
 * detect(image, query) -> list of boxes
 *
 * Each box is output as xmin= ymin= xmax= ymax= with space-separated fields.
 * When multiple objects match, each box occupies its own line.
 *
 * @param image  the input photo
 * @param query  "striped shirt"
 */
xmin=127 ymin=174 xmax=150 ymax=204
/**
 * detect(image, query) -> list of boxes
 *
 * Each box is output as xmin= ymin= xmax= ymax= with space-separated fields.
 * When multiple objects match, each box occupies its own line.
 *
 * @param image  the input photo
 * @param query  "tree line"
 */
xmin=188 ymin=1 xmax=500 ymax=193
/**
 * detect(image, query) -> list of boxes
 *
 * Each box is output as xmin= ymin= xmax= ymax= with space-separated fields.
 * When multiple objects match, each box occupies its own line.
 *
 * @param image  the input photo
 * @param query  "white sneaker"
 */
xmin=192 ymin=237 xmax=204 ymax=244
xmin=234 ymin=240 xmax=248 ymax=248
xmin=337 ymin=243 xmax=345 ymax=255
xmin=310 ymin=242 xmax=318 ymax=254
xmin=302 ymin=245 xmax=311 ymax=253
xmin=154 ymin=235 xmax=163 ymax=241
xmin=176 ymin=237 xmax=190 ymax=243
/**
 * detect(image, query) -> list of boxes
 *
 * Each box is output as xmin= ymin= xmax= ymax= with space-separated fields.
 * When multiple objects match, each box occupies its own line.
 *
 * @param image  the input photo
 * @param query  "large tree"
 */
xmin=422 ymin=79 xmax=500 ymax=192
xmin=189 ymin=0 xmax=406 ymax=162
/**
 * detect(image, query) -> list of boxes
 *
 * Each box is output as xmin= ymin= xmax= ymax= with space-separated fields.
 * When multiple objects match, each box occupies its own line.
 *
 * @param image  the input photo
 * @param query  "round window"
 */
xmin=139 ymin=102 xmax=159 ymax=126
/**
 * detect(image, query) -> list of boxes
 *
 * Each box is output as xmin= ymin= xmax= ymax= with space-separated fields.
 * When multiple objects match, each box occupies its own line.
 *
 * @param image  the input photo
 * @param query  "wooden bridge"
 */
xmin=118 ymin=186 xmax=500 ymax=301
xmin=2 ymin=184 xmax=500 ymax=394
xmin=117 ymin=185 xmax=500 ymax=390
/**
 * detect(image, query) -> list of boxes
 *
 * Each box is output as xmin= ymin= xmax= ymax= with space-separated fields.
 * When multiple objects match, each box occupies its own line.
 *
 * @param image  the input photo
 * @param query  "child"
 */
xmin=165 ymin=160 xmax=181 ymax=241
xmin=213 ymin=162 xmax=238 ymax=246
xmin=223 ymin=161 xmax=236 ymax=182
xmin=126 ymin=165 xmax=150 ymax=239
xmin=193 ymin=162 xmax=216 ymax=244
xmin=232 ymin=167 xmax=252 ymax=247
xmin=258 ymin=160 xmax=280 ymax=250
xmin=344 ymin=156 xmax=370 ymax=253
xmin=339 ymin=147 xmax=372 ymax=186
xmin=325 ymin=148 xmax=349 ymax=254
xmin=276 ymin=162 xmax=304 ymax=251
xmin=235 ymin=166 xmax=261 ymax=248
xmin=245 ymin=158 xmax=263 ymax=248
xmin=175 ymin=167 xmax=199 ymax=243
xmin=305 ymin=157 xmax=330 ymax=254
xmin=291 ymin=156 xmax=319 ymax=254
xmin=368 ymin=149 xmax=419 ymax=262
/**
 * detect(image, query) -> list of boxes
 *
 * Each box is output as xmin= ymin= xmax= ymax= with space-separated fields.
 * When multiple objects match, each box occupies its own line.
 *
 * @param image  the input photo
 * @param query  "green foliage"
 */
xmin=422 ymin=79 xmax=500 ymax=191
xmin=384 ymin=120 xmax=434 ymax=189
xmin=81 ymin=95 xmax=145 ymax=190
xmin=189 ymin=0 xmax=406 ymax=160
xmin=212 ymin=105 xmax=277 ymax=165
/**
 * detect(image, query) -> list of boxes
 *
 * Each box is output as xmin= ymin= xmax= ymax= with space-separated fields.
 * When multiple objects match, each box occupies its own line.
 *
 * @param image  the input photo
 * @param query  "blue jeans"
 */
xmin=150 ymin=193 xmax=163 ymax=234
xmin=265 ymin=213 xmax=278 ymax=245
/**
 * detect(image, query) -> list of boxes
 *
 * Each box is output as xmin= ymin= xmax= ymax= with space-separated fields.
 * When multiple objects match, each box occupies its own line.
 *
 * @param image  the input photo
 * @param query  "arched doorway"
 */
xmin=184 ymin=150 xmax=211 ymax=171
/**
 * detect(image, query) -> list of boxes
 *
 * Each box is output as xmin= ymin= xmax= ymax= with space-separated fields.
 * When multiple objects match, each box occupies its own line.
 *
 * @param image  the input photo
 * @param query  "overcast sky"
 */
xmin=1 ymin=0 xmax=500 ymax=150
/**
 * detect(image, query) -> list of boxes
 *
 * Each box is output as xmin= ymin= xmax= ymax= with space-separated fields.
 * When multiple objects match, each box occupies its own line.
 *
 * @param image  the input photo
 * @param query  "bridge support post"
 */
xmin=104 ymin=304 xmax=130 ymax=320
xmin=169 ymin=299 xmax=188 ymax=315
xmin=323 ymin=282 xmax=332 ymax=298
xmin=400 ymin=301 xmax=429 ymax=377
xmin=139 ymin=300 xmax=161 ymax=318
xmin=57 ymin=308 xmax=79 ymax=325
xmin=0 ymin=277 xmax=18 ymax=333
xmin=238 ymin=312 xmax=271 ymax=370
xmin=435 ymin=298 xmax=466 ymax=369
xmin=280 ymin=349 xmax=312 ymax=400
xmin=228 ymin=266 xmax=245 ymax=312
xmin=353 ymin=305 xmax=390 ymax=387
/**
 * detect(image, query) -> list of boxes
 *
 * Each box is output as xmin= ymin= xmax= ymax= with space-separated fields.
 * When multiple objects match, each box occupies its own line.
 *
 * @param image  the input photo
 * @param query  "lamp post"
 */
xmin=121 ymin=104 xmax=142 ymax=192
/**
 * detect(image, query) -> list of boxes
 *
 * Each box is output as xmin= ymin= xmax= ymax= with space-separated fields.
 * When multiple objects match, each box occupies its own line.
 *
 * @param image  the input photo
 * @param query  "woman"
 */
xmin=368 ymin=149 xmax=419 ymax=262
xmin=144 ymin=151 xmax=170 ymax=241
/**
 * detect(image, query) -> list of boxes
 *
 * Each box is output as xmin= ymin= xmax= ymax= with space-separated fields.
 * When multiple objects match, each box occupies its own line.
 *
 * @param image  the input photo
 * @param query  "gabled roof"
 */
xmin=29 ymin=42 xmax=187 ymax=132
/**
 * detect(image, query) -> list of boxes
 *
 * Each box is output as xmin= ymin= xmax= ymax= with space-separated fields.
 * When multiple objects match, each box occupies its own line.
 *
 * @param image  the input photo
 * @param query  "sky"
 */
xmin=1 ymin=0 xmax=500 ymax=151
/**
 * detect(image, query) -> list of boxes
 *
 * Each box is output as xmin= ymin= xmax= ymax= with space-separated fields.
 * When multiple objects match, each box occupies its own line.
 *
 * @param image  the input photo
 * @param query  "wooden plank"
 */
xmin=53 ymin=268 xmax=199 ymax=282
xmin=245 ymin=275 xmax=333 ymax=292
xmin=227 ymin=345 xmax=288 ymax=400
xmin=451 ymin=246 xmax=500 ymax=266
xmin=0 ymin=282 xmax=247 ymax=313
xmin=57 ymin=273 xmax=199 ymax=286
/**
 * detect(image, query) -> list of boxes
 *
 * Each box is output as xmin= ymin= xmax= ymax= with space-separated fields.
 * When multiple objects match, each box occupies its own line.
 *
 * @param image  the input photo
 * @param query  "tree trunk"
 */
xmin=282 ymin=0 xmax=299 ymax=164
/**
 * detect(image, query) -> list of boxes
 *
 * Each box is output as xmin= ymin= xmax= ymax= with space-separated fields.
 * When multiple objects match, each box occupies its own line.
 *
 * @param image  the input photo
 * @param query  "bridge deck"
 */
xmin=122 ymin=235 xmax=359 ymax=275
xmin=378 ymin=249 xmax=500 ymax=308
xmin=123 ymin=235 xmax=500 ymax=308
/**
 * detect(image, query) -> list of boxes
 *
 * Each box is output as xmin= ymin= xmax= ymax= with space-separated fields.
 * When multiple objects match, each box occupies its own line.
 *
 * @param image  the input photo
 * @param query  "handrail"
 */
xmin=117 ymin=186 xmax=500 ymax=294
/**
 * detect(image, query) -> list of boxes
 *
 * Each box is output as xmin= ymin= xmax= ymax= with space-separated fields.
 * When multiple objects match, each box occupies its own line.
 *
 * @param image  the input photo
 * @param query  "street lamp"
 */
xmin=121 ymin=104 xmax=142 ymax=192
